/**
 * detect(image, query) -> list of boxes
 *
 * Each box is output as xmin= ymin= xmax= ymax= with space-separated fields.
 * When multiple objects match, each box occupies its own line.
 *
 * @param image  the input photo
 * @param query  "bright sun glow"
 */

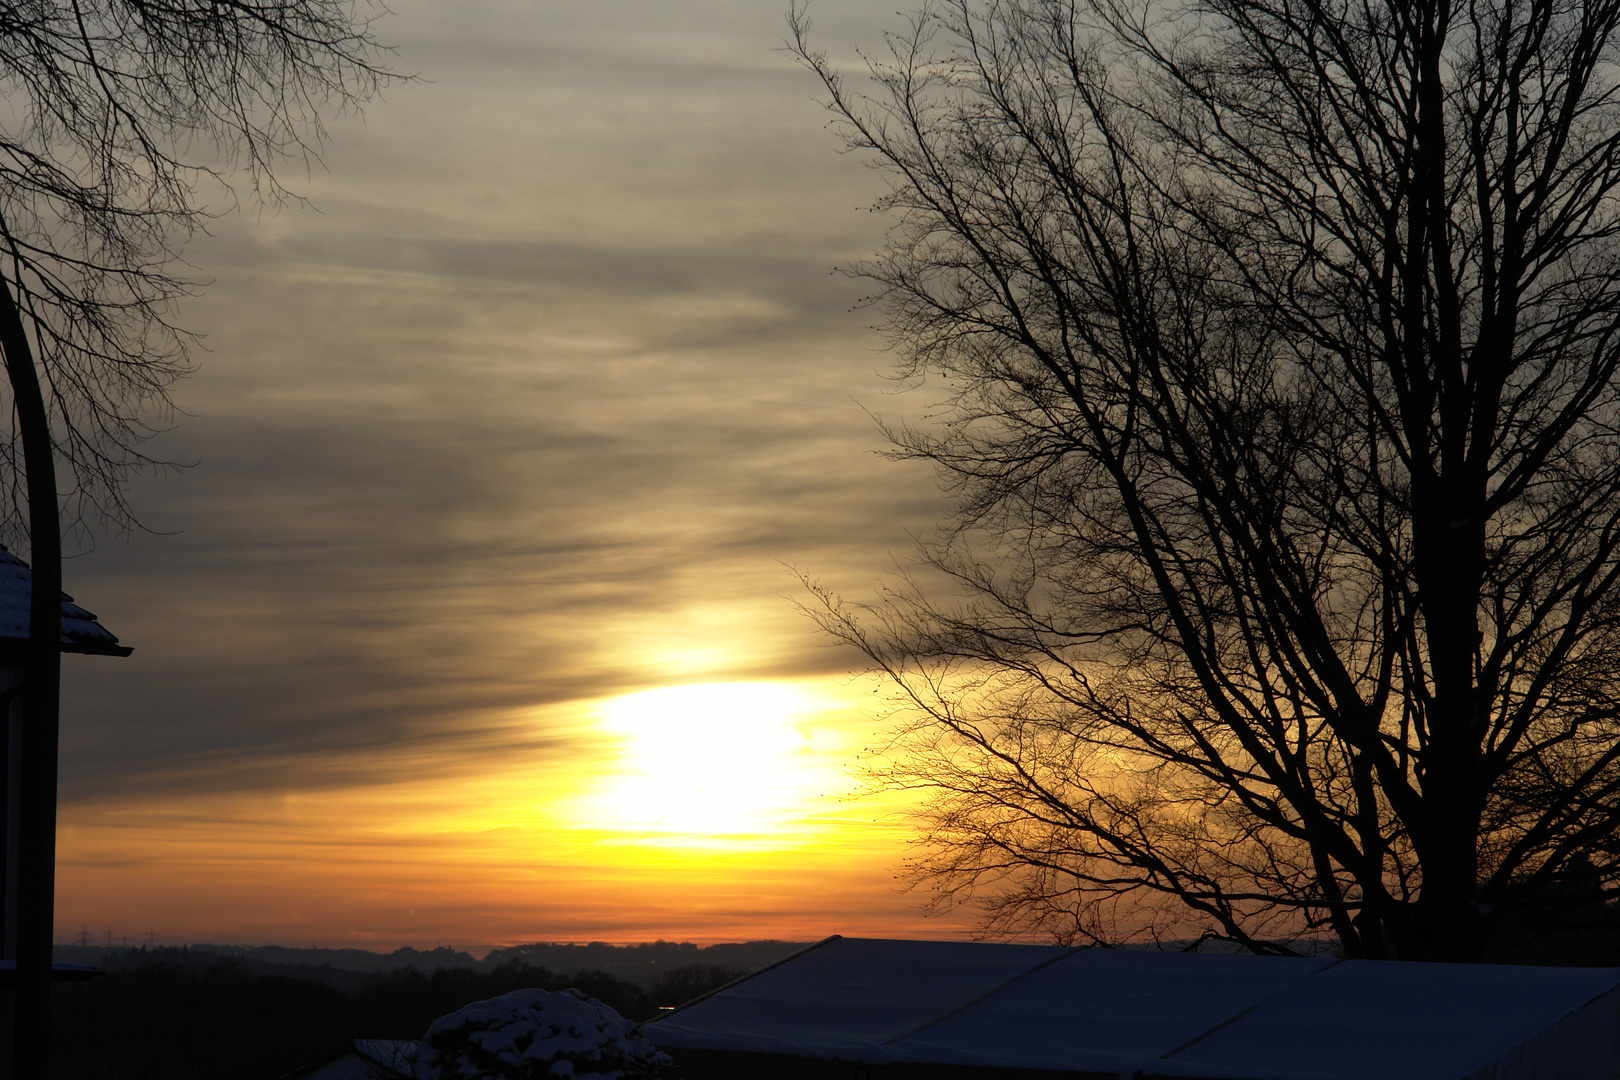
xmin=585 ymin=681 xmax=850 ymax=843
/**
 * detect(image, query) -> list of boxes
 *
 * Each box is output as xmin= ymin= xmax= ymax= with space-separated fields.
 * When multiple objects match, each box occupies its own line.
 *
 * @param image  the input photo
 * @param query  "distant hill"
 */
xmin=481 ymin=940 xmax=808 ymax=987
xmin=49 ymin=938 xmax=810 ymax=988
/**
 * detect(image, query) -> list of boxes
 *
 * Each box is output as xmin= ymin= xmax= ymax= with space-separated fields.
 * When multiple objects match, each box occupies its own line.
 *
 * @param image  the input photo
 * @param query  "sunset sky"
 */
xmin=45 ymin=0 xmax=981 ymax=951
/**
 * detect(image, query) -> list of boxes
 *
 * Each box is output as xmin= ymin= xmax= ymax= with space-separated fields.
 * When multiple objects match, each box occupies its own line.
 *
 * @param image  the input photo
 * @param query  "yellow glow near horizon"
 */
xmin=584 ymin=681 xmax=853 ymax=844
xmin=52 ymin=676 xmax=955 ymax=948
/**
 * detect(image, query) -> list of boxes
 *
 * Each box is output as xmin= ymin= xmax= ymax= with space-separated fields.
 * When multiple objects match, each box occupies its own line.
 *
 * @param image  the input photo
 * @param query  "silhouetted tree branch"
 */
xmin=794 ymin=0 xmax=1620 ymax=962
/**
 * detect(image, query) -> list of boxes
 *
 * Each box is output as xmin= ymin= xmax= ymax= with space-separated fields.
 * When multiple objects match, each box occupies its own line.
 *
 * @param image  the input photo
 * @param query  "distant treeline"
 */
xmin=483 ymin=939 xmax=807 ymax=984
xmin=50 ymin=937 xmax=808 ymax=988
xmin=49 ymin=951 xmax=746 ymax=1080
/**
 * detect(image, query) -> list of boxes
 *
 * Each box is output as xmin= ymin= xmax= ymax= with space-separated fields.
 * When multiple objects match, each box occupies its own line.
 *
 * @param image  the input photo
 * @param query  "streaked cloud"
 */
xmin=50 ymin=0 xmax=971 ymax=947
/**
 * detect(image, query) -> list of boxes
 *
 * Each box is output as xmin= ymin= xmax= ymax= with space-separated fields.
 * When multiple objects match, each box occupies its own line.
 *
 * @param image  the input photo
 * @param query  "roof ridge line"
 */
xmin=1156 ymin=956 xmax=1345 ymax=1062
xmin=884 ymin=944 xmax=1080 ymax=1046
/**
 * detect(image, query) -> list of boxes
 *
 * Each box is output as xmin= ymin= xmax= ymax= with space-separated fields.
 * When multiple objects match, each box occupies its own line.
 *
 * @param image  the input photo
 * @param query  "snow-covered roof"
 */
xmin=0 ymin=545 xmax=129 ymax=657
xmin=647 ymin=936 xmax=1620 ymax=1080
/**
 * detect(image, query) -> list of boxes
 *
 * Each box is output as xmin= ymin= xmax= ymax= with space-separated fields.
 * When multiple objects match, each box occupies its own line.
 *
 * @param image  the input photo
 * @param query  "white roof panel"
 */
xmin=1168 ymin=957 xmax=1620 ymax=1080
xmin=649 ymin=937 xmax=1620 ymax=1079
xmin=653 ymin=938 xmax=1068 ymax=1056
xmin=906 ymin=948 xmax=1334 ymax=1073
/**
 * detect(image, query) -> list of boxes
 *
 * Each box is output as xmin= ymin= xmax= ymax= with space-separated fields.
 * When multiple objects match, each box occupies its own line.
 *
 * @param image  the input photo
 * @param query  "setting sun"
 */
xmin=584 ymin=681 xmax=854 ymax=843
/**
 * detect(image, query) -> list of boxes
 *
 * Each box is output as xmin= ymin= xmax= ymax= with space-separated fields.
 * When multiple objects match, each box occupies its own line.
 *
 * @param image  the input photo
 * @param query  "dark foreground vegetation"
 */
xmin=48 ymin=953 xmax=741 ymax=1080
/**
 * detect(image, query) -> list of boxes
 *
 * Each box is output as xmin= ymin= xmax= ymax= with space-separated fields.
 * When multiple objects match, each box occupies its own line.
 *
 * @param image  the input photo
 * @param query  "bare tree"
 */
xmin=793 ymin=0 xmax=1620 ymax=963
xmin=0 ymin=2 xmax=389 ymax=1071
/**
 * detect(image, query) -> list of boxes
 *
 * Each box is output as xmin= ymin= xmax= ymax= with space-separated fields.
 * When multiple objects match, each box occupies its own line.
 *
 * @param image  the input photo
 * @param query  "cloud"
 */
xmin=57 ymin=89 xmax=946 ymax=806
xmin=43 ymin=0 xmax=978 ymax=947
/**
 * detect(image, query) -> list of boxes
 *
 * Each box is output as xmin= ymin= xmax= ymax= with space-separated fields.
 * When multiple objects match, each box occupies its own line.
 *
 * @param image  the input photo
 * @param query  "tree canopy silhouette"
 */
xmin=0 ymin=1 xmax=389 ymax=1072
xmin=794 ymin=0 xmax=1620 ymax=962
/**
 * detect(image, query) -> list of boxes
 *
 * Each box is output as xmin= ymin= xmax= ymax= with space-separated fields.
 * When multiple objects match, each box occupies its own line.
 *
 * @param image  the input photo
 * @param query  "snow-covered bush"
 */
xmin=407 ymin=987 xmax=674 ymax=1080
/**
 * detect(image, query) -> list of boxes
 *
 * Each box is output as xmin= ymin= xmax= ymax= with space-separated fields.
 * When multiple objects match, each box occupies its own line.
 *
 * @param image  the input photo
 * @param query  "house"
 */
xmin=644 ymin=935 xmax=1620 ymax=1079
xmin=0 ymin=543 xmax=131 ymax=659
